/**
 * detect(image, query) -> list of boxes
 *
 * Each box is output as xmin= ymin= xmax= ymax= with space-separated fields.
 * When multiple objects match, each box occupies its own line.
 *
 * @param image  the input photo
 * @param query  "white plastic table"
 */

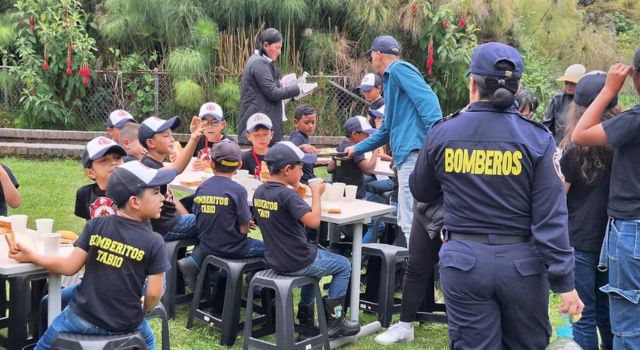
xmin=0 ymin=230 xmax=73 ymax=326
xmin=171 ymin=170 xmax=396 ymax=345
xmin=373 ymin=160 xmax=395 ymax=177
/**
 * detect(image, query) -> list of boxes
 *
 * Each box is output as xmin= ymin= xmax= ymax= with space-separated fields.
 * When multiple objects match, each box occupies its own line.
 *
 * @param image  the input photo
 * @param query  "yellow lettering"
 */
xmin=443 ymin=148 xmax=524 ymax=177
xmin=444 ymin=148 xmax=454 ymax=172
xmin=502 ymin=151 xmax=512 ymax=176
xmin=512 ymin=151 xmax=522 ymax=175
xmin=453 ymin=149 xmax=463 ymax=173
xmin=493 ymin=151 xmax=503 ymax=175
xmin=473 ymin=150 xmax=485 ymax=174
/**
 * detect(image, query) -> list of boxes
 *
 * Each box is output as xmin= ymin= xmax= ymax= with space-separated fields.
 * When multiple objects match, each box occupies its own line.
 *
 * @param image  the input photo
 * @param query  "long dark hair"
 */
xmin=559 ymin=103 xmax=618 ymax=185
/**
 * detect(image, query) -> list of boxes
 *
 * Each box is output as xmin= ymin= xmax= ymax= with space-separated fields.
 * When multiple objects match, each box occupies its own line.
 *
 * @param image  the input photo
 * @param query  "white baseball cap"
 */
xmin=246 ymin=113 xmax=273 ymax=132
xmin=107 ymin=110 xmax=135 ymax=129
xmin=357 ymin=73 xmax=382 ymax=92
xmin=198 ymin=102 xmax=224 ymax=122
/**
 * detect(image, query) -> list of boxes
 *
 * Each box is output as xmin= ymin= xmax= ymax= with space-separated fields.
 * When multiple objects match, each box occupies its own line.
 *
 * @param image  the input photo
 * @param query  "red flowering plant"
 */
xmin=417 ymin=5 xmax=478 ymax=115
xmin=12 ymin=0 xmax=96 ymax=128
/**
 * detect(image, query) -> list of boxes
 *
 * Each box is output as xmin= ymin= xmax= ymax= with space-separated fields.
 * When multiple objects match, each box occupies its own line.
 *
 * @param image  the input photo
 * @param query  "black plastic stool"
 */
xmin=162 ymin=237 xmax=198 ymax=318
xmin=371 ymin=213 xmax=399 ymax=245
xmin=186 ymin=255 xmax=268 ymax=346
xmin=145 ymin=303 xmax=170 ymax=350
xmin=243 ymin=270 xmax=330 ymax=350
xmin=359 ymin=243 xmax=408 ymax=327
xmin=51 ymin=331 xmax=146 ymax=349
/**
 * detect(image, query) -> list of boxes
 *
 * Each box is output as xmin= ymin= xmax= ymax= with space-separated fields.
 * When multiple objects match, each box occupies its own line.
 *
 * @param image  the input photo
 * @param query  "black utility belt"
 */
xmin=446 ymin=232 xmax=532 ymax=245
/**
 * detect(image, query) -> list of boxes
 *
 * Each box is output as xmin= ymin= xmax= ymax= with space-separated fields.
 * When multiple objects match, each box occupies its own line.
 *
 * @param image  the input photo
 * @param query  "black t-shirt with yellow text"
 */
xmin=252 ymin=182 xmax=316 ymax=273
xmin=194 ymin=176 xmax=252 ymax=257
xmin=70 ymin=215 xmax=170 ymax=332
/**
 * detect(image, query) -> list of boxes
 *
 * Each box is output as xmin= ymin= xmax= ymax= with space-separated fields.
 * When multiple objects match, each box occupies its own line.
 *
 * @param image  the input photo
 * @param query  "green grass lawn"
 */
xmin=1 ymin=157 xmax=565 ymax=349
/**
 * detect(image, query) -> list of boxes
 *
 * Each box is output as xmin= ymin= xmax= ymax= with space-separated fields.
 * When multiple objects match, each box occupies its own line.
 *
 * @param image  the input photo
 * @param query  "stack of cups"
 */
xmin=36 ymin=218 xmax=60 ymax=255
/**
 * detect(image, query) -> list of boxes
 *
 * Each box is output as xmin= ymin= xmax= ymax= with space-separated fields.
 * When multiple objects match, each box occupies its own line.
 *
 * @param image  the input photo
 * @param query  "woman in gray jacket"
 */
xmin=237 ymin=28 xmax=300 ymax=144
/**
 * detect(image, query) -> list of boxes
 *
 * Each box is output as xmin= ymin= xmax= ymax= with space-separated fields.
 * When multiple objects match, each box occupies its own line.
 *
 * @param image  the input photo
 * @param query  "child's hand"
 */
xmin=605 ymin=63 xmax=633 ymax=93
xmin=307 ymin=178 xmax=325 ymax=195
xmin=8 ymin=243 xmax=35 ymax=263
xmin=193 ymin=159 xmax=211 ymax=171
xmin=249 ymin=220 xmax=257 ymax=230
xmin=189 ymin=116 xmax=204 ymax=136
xmin=299 ymin=144 xmax=317 ymax=154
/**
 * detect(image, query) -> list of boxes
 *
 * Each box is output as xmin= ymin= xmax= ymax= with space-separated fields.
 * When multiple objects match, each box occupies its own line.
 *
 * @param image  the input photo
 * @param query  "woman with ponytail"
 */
xmin=238 ymin=28 xmax=301 ymax=144
xmin=409 ymin=42 xmax=583 ymax=348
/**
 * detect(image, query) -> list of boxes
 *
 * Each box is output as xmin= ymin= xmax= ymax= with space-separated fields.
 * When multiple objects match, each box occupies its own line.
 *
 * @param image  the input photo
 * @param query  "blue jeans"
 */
xmin=283 ymin=249 xmax=351 ymax=305
xmin=573 ymin=249 xmax=613 ymax=349
xmin=366 ymin=178 xmax=395 ymax=196
xmin=396 ymin=151 xmax=418 ymax=247
xmin=164 ymin=214 xmax=199 ymax=242
xmin=36 ymin=306 xmax=155 ymax=350
xmin=362 ymin=192 xmax=390 ymax=244
xmin=598 ymin=218 xmax=640 ymax=349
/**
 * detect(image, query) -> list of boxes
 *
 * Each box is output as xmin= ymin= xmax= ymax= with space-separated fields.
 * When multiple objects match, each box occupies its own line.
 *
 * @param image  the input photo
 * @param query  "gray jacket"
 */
xmin=542 ymin=91 xmax=574 ymax=145
xmin=237 ymin=52 xmax=300 ymax=144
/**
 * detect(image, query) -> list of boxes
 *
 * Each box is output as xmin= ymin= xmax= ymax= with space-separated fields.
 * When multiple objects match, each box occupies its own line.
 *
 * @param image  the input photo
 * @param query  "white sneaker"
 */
xmin=374 ymin=322 xmax=415 ymax=345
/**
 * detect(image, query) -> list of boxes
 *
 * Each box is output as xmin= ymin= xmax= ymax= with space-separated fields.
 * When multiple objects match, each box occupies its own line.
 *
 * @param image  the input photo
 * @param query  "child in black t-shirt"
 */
xmin=11 ymin=161 xmax=173 ymax=350
xmin=290 ymin=104 xmax=319 ymax=184
xmin=0 ymin=163 xmax=20 ymax=216
xmin=253 ymin=141 xmax=360 ymax=338
xmin=138 ymin=115 xmax=204 ymax=241
xmin=571 ymin=49 xmax=640 ymax=346
xmin=241 ymin=113 xmax=273 ymax=178
xmin=177 ymin=141 xmax=264 ymax=290
xmin=75 ymin=137 xmax=127 ymax=220
xmin=328 ymin=116 xmax=378 ymax=199
xmin=192 ymin=102 xmax=231 ymax=171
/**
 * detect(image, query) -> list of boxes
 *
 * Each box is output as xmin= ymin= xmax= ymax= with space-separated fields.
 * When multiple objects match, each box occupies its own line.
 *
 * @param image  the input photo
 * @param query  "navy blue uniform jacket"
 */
xmin=410 ymin=101 xmax=574 ymax=293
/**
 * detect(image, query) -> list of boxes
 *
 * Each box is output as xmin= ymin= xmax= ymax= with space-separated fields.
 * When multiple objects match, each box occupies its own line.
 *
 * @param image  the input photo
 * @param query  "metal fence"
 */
xmin=0 ymin=66 xmax=369 ymax=136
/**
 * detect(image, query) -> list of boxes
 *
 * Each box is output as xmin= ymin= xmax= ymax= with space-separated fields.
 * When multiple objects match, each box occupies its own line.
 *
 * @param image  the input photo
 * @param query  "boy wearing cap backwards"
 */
xmin=241 ymin=113 xmax=274 ymax=178
xmin=290 ymin=104 xmax=319 ymax=184
xmin=118 ymin=123 xmax=147 ymax=161
xmin=192 ymin=102 xmax=231 ymax=171
xmin=106 ymin=109 xmax=136 ymax=144
xmin=253 ymin=141 xmax=360 ymax=338
xmin=177 ymin=141 xmax=264 ymax=290
xmin=543 ymin=63 xmax=587 ymax=144
xmin=10 ymin=161 xmax=174 ymax=350
xmin=139 ymin=115 xmax=205 ymax=241
xmin=572 ymin=47 xmax=640 ymax=349
xmin=75 ymin=137 xmax=127 ymax=220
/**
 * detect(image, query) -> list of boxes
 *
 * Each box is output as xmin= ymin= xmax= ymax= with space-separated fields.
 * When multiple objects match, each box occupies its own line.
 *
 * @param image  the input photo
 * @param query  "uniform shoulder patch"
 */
xmin=434 ymin=108 xmax=464 ymax=126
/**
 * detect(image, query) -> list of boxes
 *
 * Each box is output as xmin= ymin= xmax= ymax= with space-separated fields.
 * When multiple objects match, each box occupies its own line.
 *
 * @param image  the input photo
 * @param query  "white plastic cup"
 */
xmin=322 ymin=183 xmax=332 ymax=201
xmin=345 ymin=185 xmax=358 ymax=201
xmin=236 ymin=169 xmax=250 ymax=179
xmin=36 ymin=218 xmax=54 ymax=234
xmin=332 ymin=182 xmax=346 ymax=199
xmin=10 ymin=214 xmax=28 ymax=235
xmin=41 ymin=233 xmax=61 ymax=256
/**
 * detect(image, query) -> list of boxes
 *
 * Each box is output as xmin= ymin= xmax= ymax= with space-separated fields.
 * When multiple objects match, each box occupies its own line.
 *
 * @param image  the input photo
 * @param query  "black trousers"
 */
xmin=399 ymin=218 xmax=442 ymax=322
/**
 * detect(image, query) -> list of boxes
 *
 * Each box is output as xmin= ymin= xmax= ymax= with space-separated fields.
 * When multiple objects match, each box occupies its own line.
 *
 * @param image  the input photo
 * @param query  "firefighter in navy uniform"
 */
xmin=409 ymin=42 xmax=584 ymax=349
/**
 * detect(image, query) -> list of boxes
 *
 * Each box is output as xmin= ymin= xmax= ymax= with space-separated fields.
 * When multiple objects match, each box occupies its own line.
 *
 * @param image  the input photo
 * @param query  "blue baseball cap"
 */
xmin=364 ymin=36 xmax=401 ymax=59
xmin=574 ymin=71 xmax=618 ymax=109
xmin=468 ymin=42 xmax=524 ymax=79
xmin=265 ymin=141 xmax=317 ymax=172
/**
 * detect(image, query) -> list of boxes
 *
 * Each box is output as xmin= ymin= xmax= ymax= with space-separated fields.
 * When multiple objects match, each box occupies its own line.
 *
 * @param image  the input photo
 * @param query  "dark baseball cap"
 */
xmin=574 ymin=71 xmax=618 ymax=109
xmin=138 ymin=116 xmax=181 ymax=146
xmin=357 ymin=73 xmax=382 ymax=92
xmin=344 ymin=116 xmax=376 ymax=135
xmin=468 ymin=42 xmax=523 ymax=79
xmin=363 ymin=36 xmax=401 ymax=59
xmin=82 ymin=136 xmax=127 ymax=169
xmin=265 ymin=141 xmax=317 ymax=172
xmin=212 ymin=140 xmax=241 ymax=168
xmin=106 ymin=161 xmax=177 ymax=207
xmin=107 ymin=109 xmax=136 ymax=129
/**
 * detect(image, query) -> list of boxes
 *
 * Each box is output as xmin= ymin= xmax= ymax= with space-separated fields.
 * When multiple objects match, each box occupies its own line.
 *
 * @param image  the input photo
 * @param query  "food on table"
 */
xmin=4 ymin=231 xmax=17 ymax=254
xmin=0 ymin=217 xmax=11 ymax=234
xmin=58 ymin=230 xmax=79 ymax=241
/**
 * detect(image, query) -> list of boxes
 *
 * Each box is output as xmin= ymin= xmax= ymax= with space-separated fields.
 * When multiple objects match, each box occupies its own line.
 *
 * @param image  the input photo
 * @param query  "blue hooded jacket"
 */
xmin=353 ymin=60 xmax=442 ymax=166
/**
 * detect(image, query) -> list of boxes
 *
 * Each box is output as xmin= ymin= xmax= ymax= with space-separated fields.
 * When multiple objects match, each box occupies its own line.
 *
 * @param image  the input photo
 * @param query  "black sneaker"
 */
xmin=176 ymin=257 xmax=198 ymax=291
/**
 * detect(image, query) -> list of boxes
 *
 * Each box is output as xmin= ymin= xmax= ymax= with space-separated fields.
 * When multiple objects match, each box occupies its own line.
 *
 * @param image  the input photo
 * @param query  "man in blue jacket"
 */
xmin=345 ymin=35 xmax=442 ymax=246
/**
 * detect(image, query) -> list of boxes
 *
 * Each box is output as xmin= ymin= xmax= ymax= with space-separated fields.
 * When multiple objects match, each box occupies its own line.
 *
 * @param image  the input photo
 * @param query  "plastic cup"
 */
xmin=41 ymin=233 xmax=61 ymax=256
xmin=332 ymin=182 xmax=346 ymax=199
xmin=10 ymin=214 xmax=28 ymax=234
xmin=345 ymin=185 xmax=358 ymax=201
xmin=36 ymin=218 xmax=54 ymax=234
xmin=322 ymin=183 xmax=332 ymax=201
xmin=236 ymin=169 xmax=250 ymax=179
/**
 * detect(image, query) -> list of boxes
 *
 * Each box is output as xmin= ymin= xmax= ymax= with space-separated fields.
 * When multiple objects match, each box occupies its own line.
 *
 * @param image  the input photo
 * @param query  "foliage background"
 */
xmin=0 ymin=0 xmax=639 ymax=134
